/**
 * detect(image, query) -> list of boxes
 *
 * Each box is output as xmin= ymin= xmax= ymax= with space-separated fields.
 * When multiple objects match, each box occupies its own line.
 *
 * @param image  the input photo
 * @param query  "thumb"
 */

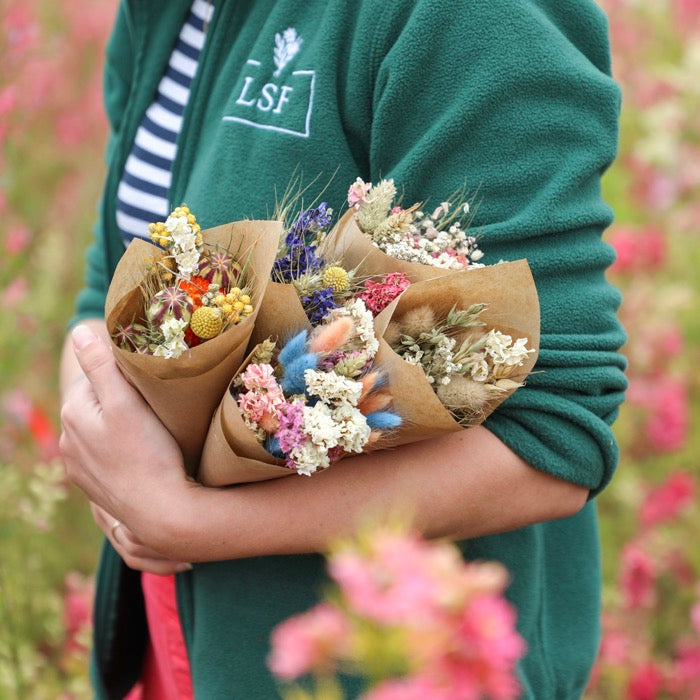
xmin=71 ymin=324 xmax=128 ymax=406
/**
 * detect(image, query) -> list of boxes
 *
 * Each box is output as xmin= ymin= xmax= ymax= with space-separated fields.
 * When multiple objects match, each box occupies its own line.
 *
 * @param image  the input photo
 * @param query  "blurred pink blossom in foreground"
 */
xmin=269 ymin=528 xmax=525 ymax=699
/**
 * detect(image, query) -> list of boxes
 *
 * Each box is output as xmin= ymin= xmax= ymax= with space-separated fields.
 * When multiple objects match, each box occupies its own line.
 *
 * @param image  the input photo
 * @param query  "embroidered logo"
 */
xmin=273 ymin=28 xmax=302 ymax=77
xmin=223 ymin=28 xmax=315 ymax=138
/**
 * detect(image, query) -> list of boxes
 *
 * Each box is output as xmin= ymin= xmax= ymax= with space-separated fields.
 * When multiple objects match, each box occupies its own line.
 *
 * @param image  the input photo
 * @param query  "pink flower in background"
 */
xmin=692 ymin=599 xmax=700 ymax=636
xmin=644 ymin=378 xmax=689 ymax=453
xmin=673 ymin=0 xmax=700 ymax=33
xmin=626 ymin=661 xmax=665 ymax=700
xmin=267 ymin=603 xmax=349 ymax=680
xmin=2 ymin=5 xmax=40 ymax=61
xmin=3 ymin=389 xmax=60 ymax=460
xmin=5 ymin=226 xmax=31 ymax=254
xmin=640 ymin=471 xmax=695 ymax=528
xmin=3 ymin=276 xmax=28 ymax=307
xmin=660 ymin=325 xmax=684 ymax=359
xmin=599 ymin=628 xmax=631 ymax=667
xmin=608 ymin=226 xmax=667 ymax=274
xmin=640 ymin=227 xmax=666 ymax=269
xmin=620 ymin=543 xmax=656 ymax=610
xmin=609 ymin=227 xmax=639 ymax=274
xmin=63 ymin=572 xmax=94 ymax=653
xmin=669 ymin=640 xmax=700 ymax=699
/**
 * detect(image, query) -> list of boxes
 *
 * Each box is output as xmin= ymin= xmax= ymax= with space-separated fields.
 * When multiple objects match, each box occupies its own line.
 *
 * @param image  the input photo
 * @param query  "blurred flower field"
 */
xmin=0 ymin=0 xmax=698 ymax=697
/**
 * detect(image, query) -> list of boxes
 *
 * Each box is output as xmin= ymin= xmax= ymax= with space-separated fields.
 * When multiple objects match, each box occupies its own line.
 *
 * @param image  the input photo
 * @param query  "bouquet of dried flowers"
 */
xmin=111 ymin=206 xmax=257 ymax=357
xmin=371 ymin=264 xmax=540 ymax=445
xmin=104 ymin=206 xmax=280 ymax=473
xmin=199 ymin=298 xmax=400 ymax=485
xmin=384 ymin=302 xmax=534 ymax=427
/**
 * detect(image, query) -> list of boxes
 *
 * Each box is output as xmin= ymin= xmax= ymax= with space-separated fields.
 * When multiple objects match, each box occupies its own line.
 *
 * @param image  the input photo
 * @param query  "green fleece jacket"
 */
xmin=75 ymin=0 xmax=627 ymax=697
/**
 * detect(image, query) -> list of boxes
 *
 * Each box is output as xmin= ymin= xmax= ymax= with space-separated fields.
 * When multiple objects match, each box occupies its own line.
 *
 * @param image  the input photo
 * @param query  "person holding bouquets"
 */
xmin=59 ymin=1 xmax=627 ymax=698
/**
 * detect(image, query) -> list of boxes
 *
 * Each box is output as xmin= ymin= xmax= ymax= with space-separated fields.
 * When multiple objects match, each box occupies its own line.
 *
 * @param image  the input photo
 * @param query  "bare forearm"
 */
xmin=145 ymin=426 xmax=588 ymax=562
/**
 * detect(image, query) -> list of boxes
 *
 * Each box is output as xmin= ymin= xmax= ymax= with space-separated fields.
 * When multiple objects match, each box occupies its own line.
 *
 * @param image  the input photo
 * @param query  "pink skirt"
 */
xmin=125 ymin=573 xmax=194 ymax=699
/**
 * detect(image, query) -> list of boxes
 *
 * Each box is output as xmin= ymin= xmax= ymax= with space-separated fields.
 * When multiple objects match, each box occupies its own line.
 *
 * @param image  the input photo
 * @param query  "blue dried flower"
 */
xmin=273 ymin=242 xmax=322 ymax=281
xmin=290 ymin=202 xmax=333 ymax=241
xmin=301 ymin=286 xmax=338 ymax=324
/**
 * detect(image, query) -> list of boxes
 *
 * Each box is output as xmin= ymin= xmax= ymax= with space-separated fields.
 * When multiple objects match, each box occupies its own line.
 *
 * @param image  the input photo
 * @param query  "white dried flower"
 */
xmin=484 ymin=330 xmax=533 ymax=367
xmin=288 ymin=441 xmax=330 ymax=476
xmin=304 ymin=369 xmax=363 ymax=406
xmin=153 ymin=326 xmax=189 ymax=359
xmin=470 ymin=355 xmax=490 ymax=382
xmin=332 ymin=401 xmax=371 ymax=453
xmin=302 ymin=402 xmax=341 ymax=450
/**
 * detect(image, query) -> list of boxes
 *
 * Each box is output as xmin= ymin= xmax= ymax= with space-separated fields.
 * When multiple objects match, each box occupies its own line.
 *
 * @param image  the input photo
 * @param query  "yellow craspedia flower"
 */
xmin=322 ymin=266 xmax=350 ymax=293
xmin=190 ymin=306 xmax=223 ymax=339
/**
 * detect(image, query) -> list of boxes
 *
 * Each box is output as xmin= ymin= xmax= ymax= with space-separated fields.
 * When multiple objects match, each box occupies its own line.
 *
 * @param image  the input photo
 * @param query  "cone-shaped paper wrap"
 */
xmin=105 ymin=219 xmax=281 ymax=475
xmin=247 ymin=281 xmax=312 ymax=350
xmin=199 ymin=386 xmax=292 ymax=485
xmin=372 ymin=259 xmax=540 ymax=446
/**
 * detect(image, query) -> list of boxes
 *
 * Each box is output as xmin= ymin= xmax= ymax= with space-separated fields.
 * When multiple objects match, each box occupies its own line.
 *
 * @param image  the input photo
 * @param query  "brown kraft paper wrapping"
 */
xmin=104 ymin=219 xmax=282 ymax=475
xmin=372 ymin=259 xmax=540 ymax=447
xmin=247 ymin=281 xmax=312 ymax=350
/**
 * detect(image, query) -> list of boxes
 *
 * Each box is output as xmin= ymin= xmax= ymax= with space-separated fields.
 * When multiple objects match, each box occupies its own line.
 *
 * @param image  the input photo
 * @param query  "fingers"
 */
xmin=70 ymin=324 xmax=135 ymax=408
xmin=90 ymin=503 xmax=192 ymax=576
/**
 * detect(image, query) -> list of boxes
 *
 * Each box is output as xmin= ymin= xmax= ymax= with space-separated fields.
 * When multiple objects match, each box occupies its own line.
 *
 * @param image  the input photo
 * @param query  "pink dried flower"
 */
xmin=63 ymin=572 xmax=94 ymax=654
xmin=639 ymin=471 xmax=695 ymax=529
xmin=268 ymin=603 xmax=349 ymax=680
xmin=356 ymin=273 xmax=411 ymax=316
xmin=275 ymin=399 xmax=306 ymax=454
xmin=347 ymin=177 xmax=372 ymax=209
xmin=237 ymin=391 xmax=270 ymax=423
xmin=240 ymin=363 xmax=278 ymax=392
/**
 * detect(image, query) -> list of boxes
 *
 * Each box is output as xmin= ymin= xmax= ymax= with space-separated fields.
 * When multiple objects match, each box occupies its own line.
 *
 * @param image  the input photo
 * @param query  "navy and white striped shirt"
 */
xmin=116 ymin=0 xmax=214 ymax=246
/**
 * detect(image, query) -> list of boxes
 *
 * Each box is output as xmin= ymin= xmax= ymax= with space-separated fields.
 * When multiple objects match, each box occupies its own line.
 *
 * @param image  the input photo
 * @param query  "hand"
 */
xmin=90 ymin=502 xmax=192 ymax=575
xmin=59 ymin=324 xmax=194 ymax=552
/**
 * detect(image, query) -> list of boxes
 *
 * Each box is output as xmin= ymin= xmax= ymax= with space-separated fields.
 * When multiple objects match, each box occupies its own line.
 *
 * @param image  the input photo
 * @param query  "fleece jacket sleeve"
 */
xmin=367 ymin=0 xmax=628 ymax=496
xmin=70 ymin=1 xmax=134 ymax=327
